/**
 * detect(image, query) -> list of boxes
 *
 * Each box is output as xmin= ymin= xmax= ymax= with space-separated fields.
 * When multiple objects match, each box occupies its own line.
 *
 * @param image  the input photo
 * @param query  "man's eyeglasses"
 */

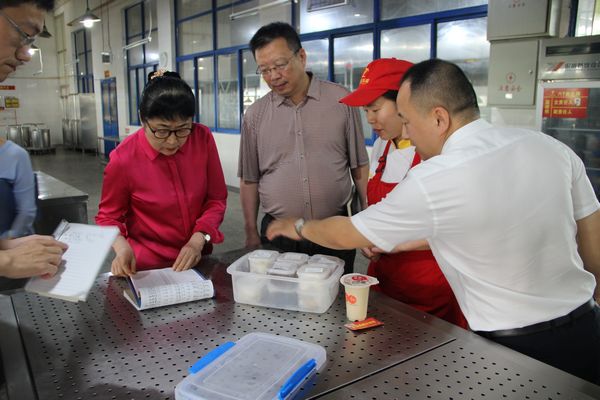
xmin=146 ymin=122 xmax=192 ymax=139
xmin=256 ymin=50 xmax=299 ymax=76
xmin=0 ymin=11 xmax=36 ymax=47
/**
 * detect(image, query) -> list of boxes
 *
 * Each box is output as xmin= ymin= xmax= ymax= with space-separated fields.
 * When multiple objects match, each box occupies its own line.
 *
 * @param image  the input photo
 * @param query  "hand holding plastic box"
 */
xmin=175 ymin=332 xmax=327 ymax=400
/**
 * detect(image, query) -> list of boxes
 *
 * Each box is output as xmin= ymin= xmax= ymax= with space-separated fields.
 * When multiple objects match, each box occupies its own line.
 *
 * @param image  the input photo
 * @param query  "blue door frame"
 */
xmin=101 ymin=77 xmax=119 ymax=157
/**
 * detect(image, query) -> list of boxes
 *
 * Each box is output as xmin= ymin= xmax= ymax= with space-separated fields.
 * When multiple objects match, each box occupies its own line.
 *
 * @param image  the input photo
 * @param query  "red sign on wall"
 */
xmin=542 ymin=88 xmax=589 ymax=119
xmin=0 ymin=85 xmax=15 ymax=90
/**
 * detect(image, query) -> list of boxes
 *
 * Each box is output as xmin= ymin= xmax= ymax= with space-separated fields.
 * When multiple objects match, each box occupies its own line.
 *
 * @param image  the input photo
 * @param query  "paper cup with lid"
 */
xmin=340 ymin=273 xmax=379 ymax=322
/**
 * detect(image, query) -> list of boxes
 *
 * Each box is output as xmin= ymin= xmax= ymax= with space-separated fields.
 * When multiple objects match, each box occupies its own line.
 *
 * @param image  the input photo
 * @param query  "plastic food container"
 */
xmin=308 ymin=254 xmax=344 ymax=268
xmin=268 ymin=260 xmax=300 ymax=278
xmin=296 ymin=264 xmax=336 ymax=312
xmin=175 ymin=332 xmax=326 ymax=400
xmin=247 ymin=250 xmax=279 ymax=274
xmin=277 ymin=252 xmax=309 ymax=264
xmin=227 ymin=252 xmax=344 ymax=313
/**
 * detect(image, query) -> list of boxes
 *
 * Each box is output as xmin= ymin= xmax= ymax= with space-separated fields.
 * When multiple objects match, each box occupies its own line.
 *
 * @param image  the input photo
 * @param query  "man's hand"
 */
xmin=245 ymin=229 xmax=261 ymax=249
xmin=173 ymin=232 xmax=205 ymax=272
xmin=360 ymin=246 xmax=381 ymax=261
xmin=111 ymin=236 xmax=136 ymax=277
xmin=266 ymin=217 xmax=301 ymax=241
xmin=0 ymin=236 xmax=68 ymax=279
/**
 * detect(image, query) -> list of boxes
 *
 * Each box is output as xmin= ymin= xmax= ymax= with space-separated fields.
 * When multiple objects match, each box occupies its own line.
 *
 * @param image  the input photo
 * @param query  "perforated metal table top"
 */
xmin=316 ymin=315 xmax=600 ymax=400
xmin=5 ymin=250 xmax=455 ymax=400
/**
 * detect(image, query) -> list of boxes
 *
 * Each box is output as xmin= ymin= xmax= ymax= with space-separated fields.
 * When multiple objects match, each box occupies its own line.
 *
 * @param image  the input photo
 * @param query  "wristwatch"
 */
xmin=200 ymin=231 xmax=211 ymax=243
xmin=294 ymin=218 xmax=306 ymax=239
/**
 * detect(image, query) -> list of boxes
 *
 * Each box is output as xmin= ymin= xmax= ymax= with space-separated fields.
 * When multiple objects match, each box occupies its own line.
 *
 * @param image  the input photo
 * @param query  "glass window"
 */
xmin=381 ymin=0 xmax=487 ymax=20
xmin=73 ymin=29 xmax=93 ymax=94
xmin=381 ymin=25 xmax=431 ymax=62
xmin=299 ymin=0 xmax=373 ymax=34
xmin=333 ymin=33 xmax=373 ymax=138
xmin=145 ymin=1 xmax=157 ymax=34
xmin=217 ymin=54 xmax=239 ymax=129
xmin=304 ymin=39 xmax=329 ymax=81
xmin=137 ymin=69 xmax=145 ymax=108
xmin=127 ymin=46 xmax=144 ymax=66
xmin=126 ymin=1 xmax=159 ymax=125
xmin=145 ymin=39 xmax=159 ymax=64
xmin=437 ymin=17 xmax=489 ymax=113
xmin=179 ymin=59 xmax=196 ymax=118
xmin=176 ymin=0 xmax=212 ymax=18
xmin=576 ymin=0 xmax=596 ymax=36
xmin=126 ymin=4 xmax=143 ymax=36
xmin=74 ymin=30 xmax=83 ymax=54
xmin=129 ymin=70 xmax=137 ymax=123
xmin=217 ymin=0 xmax=291 ymax=48
xmin=178 ymin=14 xmax=213 ymax=55
xmin=241 ymin=49 xmax=268 ymax=114
xmin=198 ymin=57 xmax=215 ymax=127
xmin=333 ymin=33 xmax=373 ymax=91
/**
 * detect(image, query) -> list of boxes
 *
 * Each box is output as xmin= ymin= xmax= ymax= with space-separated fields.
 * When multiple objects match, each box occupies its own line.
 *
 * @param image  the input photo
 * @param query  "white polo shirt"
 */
xmin=352 ymin=119 xmax=599 ymax=331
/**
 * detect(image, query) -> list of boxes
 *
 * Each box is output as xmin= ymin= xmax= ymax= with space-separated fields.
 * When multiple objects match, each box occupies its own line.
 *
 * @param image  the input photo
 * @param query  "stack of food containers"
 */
xmin=227 ymin=251 xmax=344 ymax=313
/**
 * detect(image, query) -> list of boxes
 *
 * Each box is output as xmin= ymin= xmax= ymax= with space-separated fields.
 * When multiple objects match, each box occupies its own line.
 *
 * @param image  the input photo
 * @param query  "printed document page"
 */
xmin=25 ymin=223 xmax=119 ymax=302
xmin=124 ymin=268 xmax=214 ymax=310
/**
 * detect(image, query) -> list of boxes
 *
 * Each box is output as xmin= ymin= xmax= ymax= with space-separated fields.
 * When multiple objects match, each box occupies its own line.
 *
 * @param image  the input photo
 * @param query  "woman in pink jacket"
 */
xmin=96 ymin=70 xmax=227 ymax=276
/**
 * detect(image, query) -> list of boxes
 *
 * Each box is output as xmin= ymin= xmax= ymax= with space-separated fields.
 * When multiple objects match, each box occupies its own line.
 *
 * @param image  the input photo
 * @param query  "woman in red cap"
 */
xmin=340 ymin=58 xmax=467 ymax=328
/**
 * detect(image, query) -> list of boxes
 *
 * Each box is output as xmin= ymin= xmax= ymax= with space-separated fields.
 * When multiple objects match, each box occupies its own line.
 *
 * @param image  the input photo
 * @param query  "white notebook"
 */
xmin=25 ymin=220 xmax=119 ymax=302
xmin=123 ymin=267 xmax=214 ymax=311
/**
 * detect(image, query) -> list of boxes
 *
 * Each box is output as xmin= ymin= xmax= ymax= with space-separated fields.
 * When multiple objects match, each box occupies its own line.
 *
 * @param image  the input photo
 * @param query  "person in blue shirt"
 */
xmin=0 ymin=0 xmax=66 ymax=279
xmin=0 ymin=136 xmax=36 ymax=238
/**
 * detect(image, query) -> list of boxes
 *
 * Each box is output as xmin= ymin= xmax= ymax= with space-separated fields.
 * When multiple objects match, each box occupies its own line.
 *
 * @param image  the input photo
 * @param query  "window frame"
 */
xmin=125 ymin=1 xmax=160 ymax=126
xmin=72 ymin=28 xmax=94 ymax=94
xmin=174 ymin=0 xmax=488 ymax=145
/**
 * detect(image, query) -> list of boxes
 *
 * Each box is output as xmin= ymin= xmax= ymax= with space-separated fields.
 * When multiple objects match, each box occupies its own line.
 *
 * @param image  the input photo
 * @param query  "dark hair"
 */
xmin=400 ymin=59 xmax=479 ymax=119
xmin=1 ymin=0 xmax=54 ymax=11
xmin=382 ymin=90 xmax=399 ymax=102
xmin=139 ymin=71 xmax=195 ymax=122
xmin=249 ymin=22 xmax=301 ymax=57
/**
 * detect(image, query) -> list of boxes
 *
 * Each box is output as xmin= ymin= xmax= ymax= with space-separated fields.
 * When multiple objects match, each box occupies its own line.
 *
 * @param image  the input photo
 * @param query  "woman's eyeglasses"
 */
xmin=146 ymin=123 xmax=192 ymax=139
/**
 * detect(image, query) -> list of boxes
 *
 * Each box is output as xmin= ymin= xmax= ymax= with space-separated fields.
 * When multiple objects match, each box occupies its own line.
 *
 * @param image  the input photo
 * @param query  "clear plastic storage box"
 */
xmin=175 ymin=332 xmax=326 ymax=400
xmin=227 ymin=251 xmax=344 ymax=313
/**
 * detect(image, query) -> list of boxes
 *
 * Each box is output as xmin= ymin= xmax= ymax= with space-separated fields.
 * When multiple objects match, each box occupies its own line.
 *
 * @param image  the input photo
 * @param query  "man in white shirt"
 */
xmin=0 ymin=0 xmax=67 ymax=279
xmin=267 ymin=59 xmax=600 ymax=384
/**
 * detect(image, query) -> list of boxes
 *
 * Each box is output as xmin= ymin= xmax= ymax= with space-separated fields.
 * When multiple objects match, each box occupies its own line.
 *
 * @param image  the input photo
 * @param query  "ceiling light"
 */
xmin=39 ymin=20 xmax=52 ymax=38
xmin=28 ymin=44 xmax=39 ymax=55
xmin=79 ymin=0 xmax=101 ymax=28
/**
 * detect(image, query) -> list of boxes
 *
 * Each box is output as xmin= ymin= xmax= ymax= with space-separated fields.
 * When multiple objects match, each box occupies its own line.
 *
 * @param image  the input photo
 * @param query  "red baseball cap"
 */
xmin=339 ymin=58 xmax=414 ymax=107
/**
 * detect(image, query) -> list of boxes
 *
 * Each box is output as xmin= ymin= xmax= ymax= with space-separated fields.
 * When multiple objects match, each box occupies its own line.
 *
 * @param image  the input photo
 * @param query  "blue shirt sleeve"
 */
xmin=0 ymin=142 xmax=36 ymax=238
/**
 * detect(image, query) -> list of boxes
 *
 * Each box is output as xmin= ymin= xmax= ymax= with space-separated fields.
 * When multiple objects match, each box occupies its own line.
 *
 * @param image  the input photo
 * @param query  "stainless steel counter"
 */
xmin=34 ymin=171 xmax=88 ymax=234
xmin=1 ymin=248 xmax=599 ymax=400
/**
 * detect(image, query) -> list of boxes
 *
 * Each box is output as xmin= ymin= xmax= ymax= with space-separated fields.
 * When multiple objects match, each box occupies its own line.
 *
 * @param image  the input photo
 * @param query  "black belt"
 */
xmin=476 ymin=298 xmax=597 ymax=339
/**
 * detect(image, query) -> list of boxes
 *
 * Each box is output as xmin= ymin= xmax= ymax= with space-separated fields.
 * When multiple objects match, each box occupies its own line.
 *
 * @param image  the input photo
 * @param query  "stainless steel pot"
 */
xmin=30 ymin=127 xmax=43 ymax=149
xmin=41 ymin=128 xmax=51 ymax=148
xmin=7 ymin=125 xmax=21 ymax=145
xmin=20 ymin=126 xmax=31 ymax=148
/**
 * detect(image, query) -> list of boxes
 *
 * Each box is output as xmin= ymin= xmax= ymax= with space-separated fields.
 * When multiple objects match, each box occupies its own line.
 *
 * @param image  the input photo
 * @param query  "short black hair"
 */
xmin=400 ymin=59 xmax=479 ymax=119
xmin=139 ymin=71 xmax=196 ymax=122
xmin=249 ymin=22 xmax=301 ymax=57
xmin=382 ymin=90 xmax=399 ymax=102
xmin=0 ymin=0 xmax=54 ymax=11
